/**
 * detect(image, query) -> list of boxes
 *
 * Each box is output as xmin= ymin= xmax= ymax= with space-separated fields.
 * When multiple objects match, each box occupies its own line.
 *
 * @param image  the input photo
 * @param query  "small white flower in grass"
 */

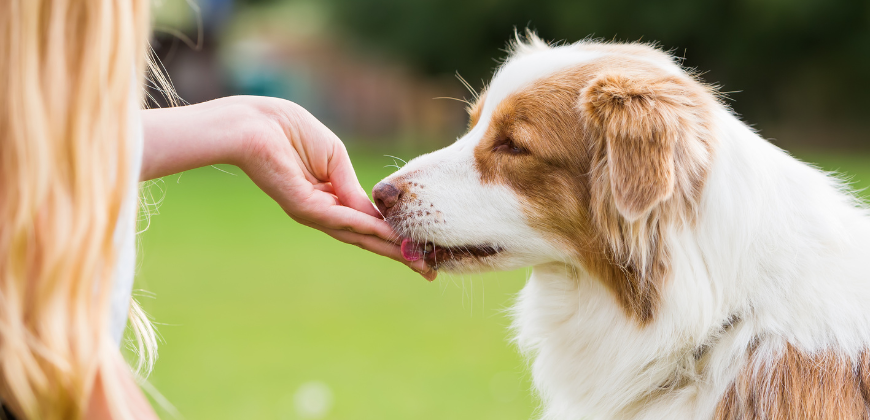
xmin=293 ymin=381 xmax=334 ymax=419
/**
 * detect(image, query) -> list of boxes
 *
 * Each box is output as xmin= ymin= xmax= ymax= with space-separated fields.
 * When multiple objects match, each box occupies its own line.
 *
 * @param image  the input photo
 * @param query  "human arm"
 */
xmin=140 ymin=96 xmax=434 ymax=279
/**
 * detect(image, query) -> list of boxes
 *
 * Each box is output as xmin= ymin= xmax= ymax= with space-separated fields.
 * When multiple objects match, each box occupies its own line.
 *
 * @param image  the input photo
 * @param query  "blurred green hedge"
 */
xmin=314 ymin=0 xmax=869 ymax=133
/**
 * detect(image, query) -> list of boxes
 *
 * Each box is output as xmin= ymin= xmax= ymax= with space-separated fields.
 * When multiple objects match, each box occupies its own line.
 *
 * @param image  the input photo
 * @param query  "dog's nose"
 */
xmin=372 ymin=182 xmax=402 ymax=216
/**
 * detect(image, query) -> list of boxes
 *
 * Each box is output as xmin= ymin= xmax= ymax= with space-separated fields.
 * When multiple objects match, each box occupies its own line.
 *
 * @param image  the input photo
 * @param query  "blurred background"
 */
xmin=135 ymin=0 xmax=870 ymax=418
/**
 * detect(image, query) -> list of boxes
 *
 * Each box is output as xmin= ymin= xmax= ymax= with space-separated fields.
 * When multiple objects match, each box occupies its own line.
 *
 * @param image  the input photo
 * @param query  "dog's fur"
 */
xmin=375 ymin=35 xmax=870 ymax=419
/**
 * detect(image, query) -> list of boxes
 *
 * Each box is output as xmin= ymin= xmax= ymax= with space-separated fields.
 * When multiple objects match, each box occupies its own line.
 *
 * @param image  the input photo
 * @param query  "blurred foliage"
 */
xmin=152 ymin=0 xmax=197 ymax=31
xmin=307 ymin=0 xmax=870 ymax=126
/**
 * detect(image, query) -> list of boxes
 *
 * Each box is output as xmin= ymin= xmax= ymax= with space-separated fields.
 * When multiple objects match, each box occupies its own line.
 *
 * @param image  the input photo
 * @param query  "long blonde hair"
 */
xmin=0 ymin=0 xmax=158 ymax=418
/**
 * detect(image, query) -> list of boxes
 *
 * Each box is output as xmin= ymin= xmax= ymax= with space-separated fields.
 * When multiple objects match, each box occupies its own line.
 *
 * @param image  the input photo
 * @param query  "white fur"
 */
xmin=380 ymin=40 xmax=870 ymax=419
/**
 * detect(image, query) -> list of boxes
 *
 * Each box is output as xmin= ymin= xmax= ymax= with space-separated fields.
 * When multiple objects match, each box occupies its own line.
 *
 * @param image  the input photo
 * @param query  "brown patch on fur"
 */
xmin=715 ymin=344 xmax=870 ymax=419
xmin=472 ymin=46 xmax=716 ymax=323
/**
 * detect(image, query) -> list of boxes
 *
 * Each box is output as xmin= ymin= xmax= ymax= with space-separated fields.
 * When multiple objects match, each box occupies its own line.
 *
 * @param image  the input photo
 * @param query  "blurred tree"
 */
xmin=318 ymin=0 xmax=869 ymax=133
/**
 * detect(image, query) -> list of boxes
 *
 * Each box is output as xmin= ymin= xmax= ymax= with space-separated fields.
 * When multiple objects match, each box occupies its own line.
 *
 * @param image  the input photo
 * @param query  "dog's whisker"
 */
xmin=383 ymin=155 xmax=407 ymax=166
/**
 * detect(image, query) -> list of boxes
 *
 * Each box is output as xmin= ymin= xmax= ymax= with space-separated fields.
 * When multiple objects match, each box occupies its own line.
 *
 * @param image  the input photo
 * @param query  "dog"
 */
xmin=372 ymin=34 xmax=870 ymax=419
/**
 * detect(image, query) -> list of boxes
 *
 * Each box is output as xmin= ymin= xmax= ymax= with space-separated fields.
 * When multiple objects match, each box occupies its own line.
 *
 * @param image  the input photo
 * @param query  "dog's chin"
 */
xmin=399 ymin=237 xmax=503 ymax=271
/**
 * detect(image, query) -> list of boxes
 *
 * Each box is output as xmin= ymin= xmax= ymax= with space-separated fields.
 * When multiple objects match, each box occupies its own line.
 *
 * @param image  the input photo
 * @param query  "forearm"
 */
xmin=140 ymin=98 xmax=259 ymax=181
xmin=138 ymin=95 xmax=434 ymax=278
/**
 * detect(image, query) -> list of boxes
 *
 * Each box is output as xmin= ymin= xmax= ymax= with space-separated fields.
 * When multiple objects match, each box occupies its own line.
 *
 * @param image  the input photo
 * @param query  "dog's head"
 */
xmin=374 ymin=36 xmax=717 ymax=322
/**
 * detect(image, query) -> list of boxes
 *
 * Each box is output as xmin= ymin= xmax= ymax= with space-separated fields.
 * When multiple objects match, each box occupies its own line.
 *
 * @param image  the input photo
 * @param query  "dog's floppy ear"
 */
xmin=576 ymin=71 xmax=711 ymax=323
xmin=581 ymin=73 xmax=696 ymax=221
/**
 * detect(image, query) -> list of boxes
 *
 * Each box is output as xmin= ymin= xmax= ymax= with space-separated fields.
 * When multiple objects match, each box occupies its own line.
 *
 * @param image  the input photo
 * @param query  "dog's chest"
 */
xmin=511 ymin=265 xmax=713 ymax=419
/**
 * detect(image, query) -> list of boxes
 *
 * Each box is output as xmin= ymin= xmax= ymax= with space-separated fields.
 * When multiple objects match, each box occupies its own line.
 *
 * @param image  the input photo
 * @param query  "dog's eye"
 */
xmin=492 ymin=137 xmax=527 ymax=155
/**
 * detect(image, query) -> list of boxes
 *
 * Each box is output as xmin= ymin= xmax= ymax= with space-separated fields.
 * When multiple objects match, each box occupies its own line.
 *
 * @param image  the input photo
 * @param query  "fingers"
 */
xmin=316 ymin=227 xmax=436 ymax=281
xmin=278 ymin=186 xmax=398 ymax=243
xmin=314 ymin=204 xmax=399 ymax=243
xmin=311 ymin=182 xmax=335 ymax=195
xmin=327 ymin=143 xmax=384 ymax=219
xmin=266 ymin=102 xmax=429 ymax=278
xmin=274 ymin=103 xmax=380 ymax=219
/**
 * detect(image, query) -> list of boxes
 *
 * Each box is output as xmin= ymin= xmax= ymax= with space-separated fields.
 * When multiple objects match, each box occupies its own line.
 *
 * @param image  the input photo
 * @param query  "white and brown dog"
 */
xmin=372 ymin=35 xmax=870 ymax=420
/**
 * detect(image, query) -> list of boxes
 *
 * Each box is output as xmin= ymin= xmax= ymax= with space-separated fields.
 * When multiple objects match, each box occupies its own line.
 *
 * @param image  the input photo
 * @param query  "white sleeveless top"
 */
xmin=108 ymin=89 xmax=143 ymax=344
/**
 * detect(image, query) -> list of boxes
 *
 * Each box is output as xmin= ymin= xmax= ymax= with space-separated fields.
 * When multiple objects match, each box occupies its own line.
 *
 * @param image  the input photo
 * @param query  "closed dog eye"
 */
xmin=491 ymin=136 xmax=528 ymax=155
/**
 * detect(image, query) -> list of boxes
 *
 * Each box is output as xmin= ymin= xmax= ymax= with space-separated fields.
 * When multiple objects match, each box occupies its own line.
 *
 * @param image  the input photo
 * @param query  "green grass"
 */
xmin=132 ymin=147 xmax=869 ymax=420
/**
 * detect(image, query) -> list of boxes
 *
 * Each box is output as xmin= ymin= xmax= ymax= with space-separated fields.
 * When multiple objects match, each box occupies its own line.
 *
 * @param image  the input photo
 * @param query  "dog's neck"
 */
xmin=699 ymin=111 xmax=870 ymax=355
xmin=516 ymin=262 xmax=723 ymax=419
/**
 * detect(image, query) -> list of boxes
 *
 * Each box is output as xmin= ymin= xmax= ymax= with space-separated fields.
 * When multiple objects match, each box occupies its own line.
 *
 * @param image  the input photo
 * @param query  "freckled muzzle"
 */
xmin=373 ymin=180 xmax=502 ymax=269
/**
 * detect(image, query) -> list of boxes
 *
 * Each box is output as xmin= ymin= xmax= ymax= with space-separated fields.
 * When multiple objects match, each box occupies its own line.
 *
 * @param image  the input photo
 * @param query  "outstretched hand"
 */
xmin=141 ymin=96 xmax=435 ymax=280
xmin=242 ymin=98 xmax=436 ymax=280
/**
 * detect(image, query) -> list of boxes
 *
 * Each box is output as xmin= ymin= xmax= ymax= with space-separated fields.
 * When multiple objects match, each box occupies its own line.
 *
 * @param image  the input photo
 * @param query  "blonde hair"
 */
xmin=0 ymin=0 xmax=159 ymax=418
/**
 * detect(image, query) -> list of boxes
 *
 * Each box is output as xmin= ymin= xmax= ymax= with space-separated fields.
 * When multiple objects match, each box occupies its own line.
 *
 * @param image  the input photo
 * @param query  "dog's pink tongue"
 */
xmin=401 ymin=238 xmax=423 ymax=261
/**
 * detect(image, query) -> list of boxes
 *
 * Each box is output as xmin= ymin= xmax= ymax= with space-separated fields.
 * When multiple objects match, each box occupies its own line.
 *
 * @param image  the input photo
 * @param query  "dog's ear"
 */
xmin=580 ymin=73 xmax=696 ymax=222
xmin=573 ymin=71 xmax=712 ymax=323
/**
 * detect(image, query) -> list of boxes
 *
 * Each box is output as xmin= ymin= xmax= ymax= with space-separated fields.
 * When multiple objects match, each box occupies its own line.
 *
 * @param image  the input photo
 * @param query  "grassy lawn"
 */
xmin=132 ymin=146 xmax=869 ymax=419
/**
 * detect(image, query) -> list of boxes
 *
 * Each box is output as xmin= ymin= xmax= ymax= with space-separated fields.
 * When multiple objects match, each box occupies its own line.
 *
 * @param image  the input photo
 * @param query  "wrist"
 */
xmin=210 ymin=98 xmax=267 ymax=168
xmin=233 ymin=97 xmax=303 ymax=175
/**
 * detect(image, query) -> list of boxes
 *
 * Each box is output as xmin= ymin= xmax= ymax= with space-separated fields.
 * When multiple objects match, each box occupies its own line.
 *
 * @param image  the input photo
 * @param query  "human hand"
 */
xmin=238 ymin=97 xmax=436 ymax=279
xmin=141 ymin=96 xmax=436 ymax=280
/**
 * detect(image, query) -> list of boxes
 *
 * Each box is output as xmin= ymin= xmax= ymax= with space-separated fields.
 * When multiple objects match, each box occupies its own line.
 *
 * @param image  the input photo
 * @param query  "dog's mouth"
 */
xmin=400 ymin=238 xmax=501 ymax=269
